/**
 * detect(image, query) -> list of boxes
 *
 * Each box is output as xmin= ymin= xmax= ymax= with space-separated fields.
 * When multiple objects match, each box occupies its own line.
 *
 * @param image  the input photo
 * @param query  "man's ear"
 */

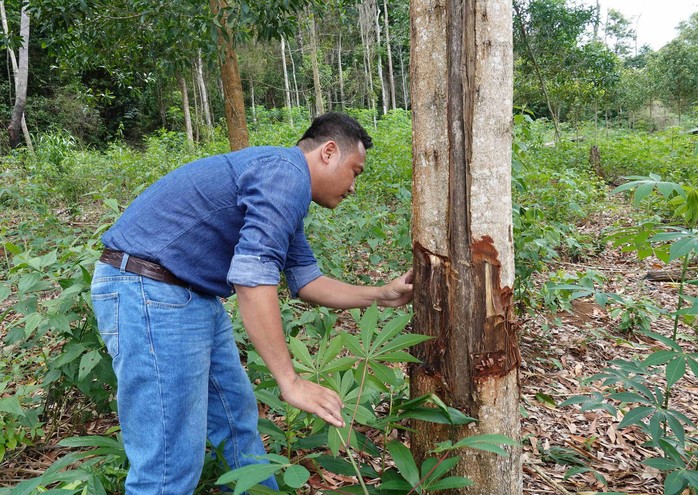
xmin=320 ymin=141 xmax=338 ymax=164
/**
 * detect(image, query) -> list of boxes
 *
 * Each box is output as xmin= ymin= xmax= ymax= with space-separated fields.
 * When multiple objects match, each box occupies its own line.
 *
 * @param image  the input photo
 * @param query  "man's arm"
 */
xmin=234 ymin=284 xmax=345 ymax=427
xmin=297 ymin=270 xmax=414 ymax=309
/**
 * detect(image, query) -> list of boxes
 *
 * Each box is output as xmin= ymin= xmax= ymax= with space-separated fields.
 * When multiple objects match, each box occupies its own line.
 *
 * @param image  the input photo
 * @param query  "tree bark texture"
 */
xmin=2 ymin=2 xmax=32 ymax=151
xmin=196 ymin=50 xmax=213 ymax=130
xmin=280 ymin=36 xmax=294 ymax=126
xmin=383 ymin=0 xmax=397 ymax=111
xmin=177 ymin=73 xmax=194 ymax=144
xmin=410 ymin=0 xmax=521 ymax=494
xmin=307 ymin=12 xmax=325 ymax=117
xmin=210 ymin=0 xmax=249 ymax=151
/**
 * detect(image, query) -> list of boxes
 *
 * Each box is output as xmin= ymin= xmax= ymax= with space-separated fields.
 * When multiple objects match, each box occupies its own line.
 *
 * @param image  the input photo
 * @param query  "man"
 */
xmin=91 ymin=112 xmax=414 ymax=495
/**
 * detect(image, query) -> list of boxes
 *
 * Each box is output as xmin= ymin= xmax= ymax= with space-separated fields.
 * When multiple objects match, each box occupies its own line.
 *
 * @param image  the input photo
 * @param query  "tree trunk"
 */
xmin=196 ymin=49 xmax=213 ymax=132
xmin=280 ymin=36 xmax=294 ymax=126
xmin=250 ymin=78 xmax=256 ymax=122
xmin=1 ymin=1 xmax=32 ymax=151
xmin=288 ymin=38 xmax=301 ymax=108
xmin=398 ymin=45 xmax=409 ymax=109
xmin=410 ymin=1 xmax=521 ymax=494
xmin=210 ymin=0 xmax=249 ymax=151
xmin=372 ymin=0 xmax=388 ymax=115
xmin=338 ymin=32 xmax=346 ymax=111
xmin=359 ymin=1 xmax=377 ymax=120
xmin=177 ymin=73 xmax=194 ymax=144
xmin=307 ymin=12 xmax=324 ymax=116
xmin=383 ymin=0 xmax=397 ymax=111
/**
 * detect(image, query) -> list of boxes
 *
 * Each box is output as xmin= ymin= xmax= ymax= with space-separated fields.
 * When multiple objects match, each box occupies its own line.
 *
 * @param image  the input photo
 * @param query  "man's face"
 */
xmin=312 ymin=141 xmax=366 ymax=209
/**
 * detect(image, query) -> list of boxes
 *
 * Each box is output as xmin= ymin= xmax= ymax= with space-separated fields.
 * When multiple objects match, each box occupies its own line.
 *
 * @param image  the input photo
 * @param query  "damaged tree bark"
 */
xmin=410 ymin=0 xmax=521 ymax=493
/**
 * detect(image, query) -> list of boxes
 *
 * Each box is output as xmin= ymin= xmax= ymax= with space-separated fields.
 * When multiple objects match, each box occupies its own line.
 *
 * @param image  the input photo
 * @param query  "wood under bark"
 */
xmin=210 ymin=0 xmax=249 ymax=151
xmin=410 ymin=0 xmax=521 ymax=493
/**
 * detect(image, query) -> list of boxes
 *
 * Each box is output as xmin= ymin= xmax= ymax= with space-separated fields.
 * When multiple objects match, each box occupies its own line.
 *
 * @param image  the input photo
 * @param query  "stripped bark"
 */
xmin=410 ymin=0 xmax=521 ymax=493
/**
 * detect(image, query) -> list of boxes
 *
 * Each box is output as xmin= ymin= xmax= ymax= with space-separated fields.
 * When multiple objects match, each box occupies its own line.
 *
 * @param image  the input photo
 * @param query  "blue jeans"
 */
xmin=91 ymin=261 xmax=278 ymax=494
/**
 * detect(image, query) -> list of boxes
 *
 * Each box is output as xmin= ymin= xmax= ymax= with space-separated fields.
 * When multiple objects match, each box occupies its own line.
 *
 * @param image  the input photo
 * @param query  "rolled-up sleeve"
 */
xmin=283 ymin=222 xmax=323 ymax=297
xmin=227 ymin=159 xmax=311 ymax=290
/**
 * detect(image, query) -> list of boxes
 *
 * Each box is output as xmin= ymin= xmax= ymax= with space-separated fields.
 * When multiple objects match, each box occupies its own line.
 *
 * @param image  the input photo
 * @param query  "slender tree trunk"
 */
xmin=398 ymin=45 xmax=409 ymax=109
xmin=372 ymin=0 xmax=388 ymax=115
xmin=250 ymin=78 xmax=256 ymax=122
xmin=307 ymin=12 xmax=325 ymax=116
xmin=512 ymin=0 xmax=560 ymax=140
xmin=383 ymin=0 xmax=397 ymax=111
xmin=359 ymin=1 xmax=377 ymax=120
xmin=196 ymin=49 xmax=213 ymax=131
xmin=1 ymin=1 xmax=32 ymax=151
xmin=338 ymin=33 xmax=346 ymax=111
xmin=191 ymin=67 xmax=200 ymax=142
xmin=287 ymin=38 xmax=301 ymax=108
xmin=410 ymin=1 xmax=521 ymax=494
xmin=280 ymin=36 xmax=294 ymax=126
xmin=177 ymin=73 xmax=194 ymax=144
xmin=210 ymin=0 xmax=249 ymax=151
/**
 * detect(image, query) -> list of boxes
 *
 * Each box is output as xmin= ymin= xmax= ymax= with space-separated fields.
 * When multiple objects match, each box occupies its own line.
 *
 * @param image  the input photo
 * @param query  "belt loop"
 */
xmin=119 ymin=253 xmax=130 ymax=273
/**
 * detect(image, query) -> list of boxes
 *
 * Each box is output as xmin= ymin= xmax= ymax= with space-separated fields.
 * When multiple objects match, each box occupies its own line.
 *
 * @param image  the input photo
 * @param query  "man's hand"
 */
xmin=376 ymin=269 xmax=414 ymax=307
xmin=278 ymin=375 xmax=345 ymax=427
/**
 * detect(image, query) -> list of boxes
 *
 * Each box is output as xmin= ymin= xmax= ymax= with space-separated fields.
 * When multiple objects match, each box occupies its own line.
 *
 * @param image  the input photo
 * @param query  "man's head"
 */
xmin=297 ymin=112 xmax=373 ymax=156
xmin=299 ymin=113 xmax=374 ymax=209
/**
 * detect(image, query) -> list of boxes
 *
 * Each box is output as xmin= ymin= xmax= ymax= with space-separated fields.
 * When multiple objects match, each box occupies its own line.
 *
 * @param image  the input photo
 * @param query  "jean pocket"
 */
xmin=92 ymin=292 xmax=119 ymax=357
xmin=143 ymin=280 xmax=193 ymax=309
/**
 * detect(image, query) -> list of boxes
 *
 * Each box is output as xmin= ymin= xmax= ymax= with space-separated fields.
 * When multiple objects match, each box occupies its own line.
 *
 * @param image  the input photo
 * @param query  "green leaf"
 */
xmin=374 ymin=334 xmax=432 ymax=356
xmin=451 ymin=434 xmax=518 ymax=456
xmin=633 ymin=182 xmax=655 ymax=205
xmin=426 ymin=476 xmax=473 ymax=490
xmin=669 ymin=236 xmax=698 ymax=261
xmin=664 ymin=470 xmax=687 ymax=495
xmin=387 ymin=440 xmax=420 ymax=488
xmin=642 ymin=457 xmax=681 ymax=471
xmin=289 ymin=337 xmax=314 ymax=369
xmin=666 ymin=357 xmax=686 ymax=388
xmin=618 ymin=406 xmax=654 ymax=429
xmin=370 ymin=313 xmax=411 ymax=352
xmin=359 ymin=303 xmax=379 ymax=350
xmin=0 ymin=397 xmax=25 ymax=417
xmin=283 ymin=464 xmax=310 ymax=488
xmin=644 ymin=350 xmax=678 ymax=366
xmin=342 ymin=333 xmax=366 ymax=358
xmin=327 ymin=426 xmax=341 ymax=457
xmin=216 ymin=464 xmax=281 ymax=494
xmin=78 ymin=350 xmax=103 ymax=382
xmin=58 ymin=435 xmax=121 ymax=449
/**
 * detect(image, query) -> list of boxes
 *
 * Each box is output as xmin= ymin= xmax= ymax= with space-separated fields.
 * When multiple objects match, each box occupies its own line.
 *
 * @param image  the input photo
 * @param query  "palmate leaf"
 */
xmin=370 ymin=313 xmax=412 ymax=353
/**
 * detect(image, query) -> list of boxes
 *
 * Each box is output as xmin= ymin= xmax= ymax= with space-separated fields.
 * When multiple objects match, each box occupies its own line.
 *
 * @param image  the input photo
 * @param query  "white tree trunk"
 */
xmin=287 ymin=38 xmax=301 ymax=108
xmin=372 ymin=0 xmax=388 ymax=115
xmin=337 ymin=33 xmax=345 ymax=111
xmin=196 ymin=50 xmax=213 ymax=132
xmin=177 ymin=73 xmax=194 ymax=144
xmin=1 ymin=1 xmax=32 ymax=151
xmin=250 ymin=78 xmax=256 ymax=122
xmin=280 ymin=36 xmax=294 ymax=126
xmin=410 ymin=0 xmax=521 ymax=494
xmin=383 ymin=0 xmax=397 ymax=110
xmin=307 ymin=12 xmax=324 ymax=116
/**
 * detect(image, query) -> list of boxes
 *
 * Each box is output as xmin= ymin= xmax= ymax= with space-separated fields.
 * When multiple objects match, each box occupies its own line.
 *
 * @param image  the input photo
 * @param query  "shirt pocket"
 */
xmin=92 ymin=292 xmax=119 ymax=358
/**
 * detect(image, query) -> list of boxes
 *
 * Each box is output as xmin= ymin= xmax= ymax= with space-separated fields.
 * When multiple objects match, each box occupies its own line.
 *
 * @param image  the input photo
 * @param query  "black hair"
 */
xmin=297 ymin=112 xmax=373 ymax=155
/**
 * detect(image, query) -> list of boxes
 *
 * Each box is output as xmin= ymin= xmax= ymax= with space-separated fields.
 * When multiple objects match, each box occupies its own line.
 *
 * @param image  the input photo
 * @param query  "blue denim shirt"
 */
xmin=101 ymin=146 xmax=323 ymax=297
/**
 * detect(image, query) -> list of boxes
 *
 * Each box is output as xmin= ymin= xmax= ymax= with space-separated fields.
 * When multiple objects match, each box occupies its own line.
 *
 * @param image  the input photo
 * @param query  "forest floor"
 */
xmin=2 ymin=200 xmax=697 ymax=495
xmin=520 ymin=202 xmax=698 ymax=494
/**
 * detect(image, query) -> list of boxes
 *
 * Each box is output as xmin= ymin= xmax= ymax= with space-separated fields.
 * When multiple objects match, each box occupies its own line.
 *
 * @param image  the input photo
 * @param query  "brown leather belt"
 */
xmin=99 ymin=249 xmax=189 ymax=288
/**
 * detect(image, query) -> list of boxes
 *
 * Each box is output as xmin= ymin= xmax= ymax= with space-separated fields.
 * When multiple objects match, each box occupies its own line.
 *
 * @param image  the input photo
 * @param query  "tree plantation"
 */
xmin=1 ymin=1 xmax=698 ymax=494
